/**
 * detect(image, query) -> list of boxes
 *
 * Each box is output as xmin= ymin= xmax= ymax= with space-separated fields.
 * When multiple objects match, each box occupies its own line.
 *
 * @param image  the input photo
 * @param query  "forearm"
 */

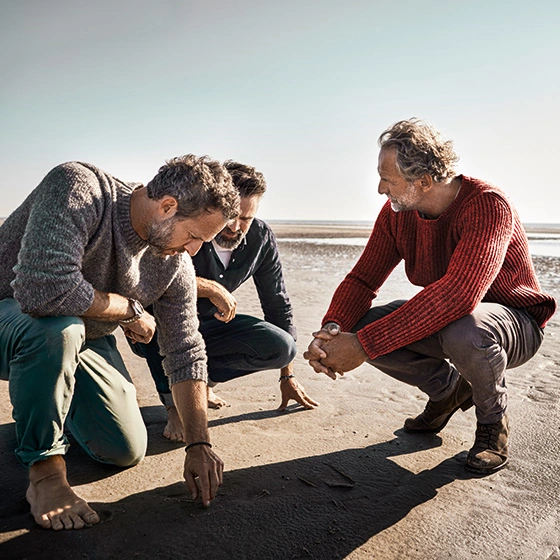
xmin=82 ymin=289 xmax=137 ymax=322
xmin=196 ymin=277 xmax=223 ymax=299
xmin=280 ymin=362 xmax=294 ymax=377
xmin=172 ymin=379 xmax=210 ymax=444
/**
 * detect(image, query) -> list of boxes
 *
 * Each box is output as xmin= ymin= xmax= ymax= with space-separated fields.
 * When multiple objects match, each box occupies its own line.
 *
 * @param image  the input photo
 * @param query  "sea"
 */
xmin=272 ymin=221 xmax=560 ymax=258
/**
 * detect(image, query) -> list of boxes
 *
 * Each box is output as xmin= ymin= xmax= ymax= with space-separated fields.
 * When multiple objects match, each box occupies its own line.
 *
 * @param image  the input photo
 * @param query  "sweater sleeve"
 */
xmin=252 ymin=226 xmax=297 ymax=340
xmin=322 ymin=203 xmax=402 ymax=331
xmin=152 ymin=256 xmax=208 ymax=385
xmin=356 ymin=192 xmax=514 ymax=360
xmin=11 ymin=163 xmax=102 ymax=317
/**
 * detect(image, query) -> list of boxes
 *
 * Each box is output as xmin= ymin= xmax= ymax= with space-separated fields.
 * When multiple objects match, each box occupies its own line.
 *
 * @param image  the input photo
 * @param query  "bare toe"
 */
xmin=207 ymin=388 xmax=228 ymax=409
xmin=163 ymin=407 xmax=185 ymax=442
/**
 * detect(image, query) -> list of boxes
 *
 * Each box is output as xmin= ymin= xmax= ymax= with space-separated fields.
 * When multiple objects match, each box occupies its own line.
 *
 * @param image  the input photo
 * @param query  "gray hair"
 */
xmin=378 ymin=118 xmax=459 ymax=183
xmin=146 ymin=154 xmax=240 ymax=220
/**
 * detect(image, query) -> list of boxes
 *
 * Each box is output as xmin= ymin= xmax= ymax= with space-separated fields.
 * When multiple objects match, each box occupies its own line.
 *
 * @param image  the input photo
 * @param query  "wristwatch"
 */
xmin=120 ymin=298 xmax=144 ymax=324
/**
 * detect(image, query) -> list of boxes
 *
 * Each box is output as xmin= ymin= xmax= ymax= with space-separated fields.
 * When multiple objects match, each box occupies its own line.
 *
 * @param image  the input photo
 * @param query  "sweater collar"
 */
xmin=116 ymin=183 xmax=150 ymax=252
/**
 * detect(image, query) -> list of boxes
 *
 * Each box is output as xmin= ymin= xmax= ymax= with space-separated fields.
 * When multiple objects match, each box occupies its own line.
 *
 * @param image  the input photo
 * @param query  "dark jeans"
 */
xmin=354 ymin=300 xmax=544 ymax=423
xmin=129 ymin=314 xmax=297 ymax=404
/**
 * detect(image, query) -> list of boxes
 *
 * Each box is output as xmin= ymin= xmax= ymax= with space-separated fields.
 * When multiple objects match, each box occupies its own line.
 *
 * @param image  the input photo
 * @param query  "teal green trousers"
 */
xmin=0 ymin=298 xmax=147 ymax=468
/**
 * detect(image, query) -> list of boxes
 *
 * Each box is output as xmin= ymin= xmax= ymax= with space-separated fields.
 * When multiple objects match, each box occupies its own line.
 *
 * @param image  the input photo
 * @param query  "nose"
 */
xmin=378 ymin=180 xmax=388 ymax=196
xmin=184 ymin=239 xmax=204 ymax=256
xmin=228 ymin=217 xmax=241 ymax=232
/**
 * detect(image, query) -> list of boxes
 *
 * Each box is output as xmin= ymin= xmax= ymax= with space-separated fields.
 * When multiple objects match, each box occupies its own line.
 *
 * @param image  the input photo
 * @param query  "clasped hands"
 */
xmin=303 ymin=323 xmax=369 ymax=379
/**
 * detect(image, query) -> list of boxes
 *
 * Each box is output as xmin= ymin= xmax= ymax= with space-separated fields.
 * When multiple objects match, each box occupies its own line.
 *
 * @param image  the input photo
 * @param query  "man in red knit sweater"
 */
xmin=304 ymin=118 xmax=556 ymax=475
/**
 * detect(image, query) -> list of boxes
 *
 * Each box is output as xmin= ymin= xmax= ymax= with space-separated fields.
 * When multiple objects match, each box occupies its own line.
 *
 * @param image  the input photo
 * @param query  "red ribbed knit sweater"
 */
xmin=322 ymin=176 xmax=557 ymax=360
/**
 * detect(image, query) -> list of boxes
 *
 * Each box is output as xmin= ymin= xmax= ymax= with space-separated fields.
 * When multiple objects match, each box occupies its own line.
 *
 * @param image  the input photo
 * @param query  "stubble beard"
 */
xmin=146 ymin=218 xmax=179 ymax=258
xmin=214 ymin=228 xmax=244 ymax=250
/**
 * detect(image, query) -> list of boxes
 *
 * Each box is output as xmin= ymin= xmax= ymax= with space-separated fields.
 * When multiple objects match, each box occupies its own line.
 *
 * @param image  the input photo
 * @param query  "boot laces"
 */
xmin=477 ymin=423 xmax=499 ymax=447
xmin=421 ymin=399 xmax=437 ymax=419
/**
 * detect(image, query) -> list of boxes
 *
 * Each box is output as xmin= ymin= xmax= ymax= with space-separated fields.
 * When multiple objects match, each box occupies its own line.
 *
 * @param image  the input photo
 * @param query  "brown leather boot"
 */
xmin=404 ymin=376 xmax=473 ymax=433
xmin=466 ymin=415 xmax=509 ymax=475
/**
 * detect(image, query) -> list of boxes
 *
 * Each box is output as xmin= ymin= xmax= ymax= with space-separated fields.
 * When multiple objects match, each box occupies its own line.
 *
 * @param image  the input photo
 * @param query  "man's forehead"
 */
xmin=378 ymin=147 xmax=399 ymax=170
xmin=239 ymin=195 xmax=261 ymax=216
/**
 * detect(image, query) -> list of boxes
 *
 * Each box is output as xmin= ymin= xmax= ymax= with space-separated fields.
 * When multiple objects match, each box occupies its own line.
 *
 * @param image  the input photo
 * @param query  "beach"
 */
xmin=0 ymin=222 xmax=559 ymax=560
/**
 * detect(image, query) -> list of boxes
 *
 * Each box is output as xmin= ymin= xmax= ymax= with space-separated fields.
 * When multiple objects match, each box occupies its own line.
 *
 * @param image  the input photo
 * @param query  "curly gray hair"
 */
xmin=146 ymin=154 xmax=240 ymax=220
xmin=378 ymin=118 xmax=459 ymax=183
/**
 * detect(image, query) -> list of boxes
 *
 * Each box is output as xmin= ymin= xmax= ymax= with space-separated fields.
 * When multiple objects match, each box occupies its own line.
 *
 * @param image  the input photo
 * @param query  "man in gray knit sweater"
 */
xmin=0 ymin=155 xmax=239 ymax=530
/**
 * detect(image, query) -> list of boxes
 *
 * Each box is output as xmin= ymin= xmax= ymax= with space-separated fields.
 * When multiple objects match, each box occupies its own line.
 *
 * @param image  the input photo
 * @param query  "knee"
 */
xmin=110 ymin=445 xmax=146 ymax=468
xmin=270 ymin=331 xmax=297 ymax=367
xmin=94 ymin=433 xmax=147 ymax=468
xmin=441 ymin=314 xmax=499 ymax=364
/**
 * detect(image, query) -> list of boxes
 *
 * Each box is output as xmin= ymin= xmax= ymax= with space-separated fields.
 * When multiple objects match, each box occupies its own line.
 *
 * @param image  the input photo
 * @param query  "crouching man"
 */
xmin=305 ymin=119 xmax=556 ymax=475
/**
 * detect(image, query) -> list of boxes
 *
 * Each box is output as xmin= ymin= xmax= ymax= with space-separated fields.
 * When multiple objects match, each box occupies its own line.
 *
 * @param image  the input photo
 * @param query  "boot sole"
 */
xmin=403 ymin=395 xmax=474 ymax=434
xmin=465 ymin=457 xmax=509 ymax=475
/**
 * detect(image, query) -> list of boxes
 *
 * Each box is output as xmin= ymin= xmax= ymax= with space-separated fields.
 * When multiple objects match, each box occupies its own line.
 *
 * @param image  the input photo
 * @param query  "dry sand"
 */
xmin=0 ymin=224 xmax=559 ymax=560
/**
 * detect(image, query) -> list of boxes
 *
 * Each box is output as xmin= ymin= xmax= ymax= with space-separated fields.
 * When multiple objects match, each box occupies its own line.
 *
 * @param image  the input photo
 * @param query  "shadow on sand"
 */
xmin=0 ymin=406 xmax=476 ymax=560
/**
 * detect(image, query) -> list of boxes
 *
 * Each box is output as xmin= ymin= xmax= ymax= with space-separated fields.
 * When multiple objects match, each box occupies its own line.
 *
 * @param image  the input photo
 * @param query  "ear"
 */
xmin=157 ymin=196 xmax=178 ymax=218
xmin=413 ymin=174 xmax=433 ymax=192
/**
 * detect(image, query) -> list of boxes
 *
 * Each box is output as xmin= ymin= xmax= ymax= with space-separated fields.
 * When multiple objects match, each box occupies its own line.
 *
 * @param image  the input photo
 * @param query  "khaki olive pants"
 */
xmin=353 ymin=300 xmax=544 ymax=424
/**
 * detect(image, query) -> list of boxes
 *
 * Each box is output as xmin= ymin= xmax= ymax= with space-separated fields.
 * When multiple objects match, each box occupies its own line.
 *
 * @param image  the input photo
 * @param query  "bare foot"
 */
xmin=163 ymin=405 xmax=186 ymax=442
xmin=208 ymin=386 xmax=227 ymax=409
xmin=27 ymin=455 xmax=100 ymax=530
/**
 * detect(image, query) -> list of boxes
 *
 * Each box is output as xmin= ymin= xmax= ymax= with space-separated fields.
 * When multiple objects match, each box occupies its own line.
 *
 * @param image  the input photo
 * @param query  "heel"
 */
xmin=460 ymin=396 xmax=474 ymax=411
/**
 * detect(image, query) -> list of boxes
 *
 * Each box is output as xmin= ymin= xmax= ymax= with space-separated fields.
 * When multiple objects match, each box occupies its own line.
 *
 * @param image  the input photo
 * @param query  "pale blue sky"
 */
xmin=1 ymin=0 xmax=558 ymax=222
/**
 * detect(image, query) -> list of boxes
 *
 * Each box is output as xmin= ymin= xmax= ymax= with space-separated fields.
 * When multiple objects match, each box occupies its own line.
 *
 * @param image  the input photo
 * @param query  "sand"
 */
xmin=0 ymin=224 xmax=559 ymax=560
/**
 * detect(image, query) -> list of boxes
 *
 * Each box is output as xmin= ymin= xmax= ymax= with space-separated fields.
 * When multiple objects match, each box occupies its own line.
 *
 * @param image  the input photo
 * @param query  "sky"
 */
xmin=1 ymin=0 xmax=559 ymax=223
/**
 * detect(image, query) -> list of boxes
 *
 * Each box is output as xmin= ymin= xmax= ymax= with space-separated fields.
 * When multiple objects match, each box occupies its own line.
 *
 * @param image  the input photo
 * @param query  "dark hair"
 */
xmin=378 ymin=118 xmax=459 ymax=182
xmin=146 ymin=155 xmax=239 ymax=220
xmin=223 ymin=160 xmax=267 ymax=198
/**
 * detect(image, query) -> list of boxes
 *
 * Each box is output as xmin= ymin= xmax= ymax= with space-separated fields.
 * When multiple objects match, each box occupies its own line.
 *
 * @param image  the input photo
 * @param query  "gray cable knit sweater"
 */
xmin=0 ymin=161 xmax=207 ymax=385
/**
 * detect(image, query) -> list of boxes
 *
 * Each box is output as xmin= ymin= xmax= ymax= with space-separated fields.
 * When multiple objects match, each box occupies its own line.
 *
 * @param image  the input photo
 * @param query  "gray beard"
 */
xmin=146 ymin=218 xmax=178 ymax=257
xmin=214 ymin=230 xmax=244 ymax=250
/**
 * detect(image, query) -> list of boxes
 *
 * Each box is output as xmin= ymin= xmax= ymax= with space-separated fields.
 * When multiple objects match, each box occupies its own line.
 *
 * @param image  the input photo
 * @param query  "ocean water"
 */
xmin=276 ymin=229 xmax=560 ymax=258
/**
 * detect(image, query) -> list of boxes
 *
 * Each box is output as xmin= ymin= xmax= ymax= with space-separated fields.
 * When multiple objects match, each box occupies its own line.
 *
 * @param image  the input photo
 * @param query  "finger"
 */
xmin=295 ymin=392 xmax=316 ymax=409
xmin=198 ymin=469 xmax=212 ymax=507
xmin=298 ymin=389 xmax=320 ymax=408
xmin=214 ymin=311 xmax=228 ymax=322
xmin=309 ymin=360 xmax=336 ymax=379
xmin=311 ymin=330 xmax=336 ymax=341
xmin=323 ymin=367 xmax=337 ymax=380
xmin=307 ymin=359 xmax=327 ymax=374
xmin=303 ymin=348 xmax=326 ymax=361
xmin=208 ymin=464 xmax=221 ymax=501
xmin=277 ymin=394 xmax=289 ymax=411
xmin=294 ymin=387 xmax=319 ymax=409
xmin=184 ymin=469 xmax=199 ymax=501
xmin=216 ymin=455 xmax=224 ymax=486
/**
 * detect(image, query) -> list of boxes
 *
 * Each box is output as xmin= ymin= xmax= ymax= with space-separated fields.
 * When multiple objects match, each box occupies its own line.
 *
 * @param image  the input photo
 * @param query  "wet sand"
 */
xmin=0 ymin=223 xmax=559 ymax=559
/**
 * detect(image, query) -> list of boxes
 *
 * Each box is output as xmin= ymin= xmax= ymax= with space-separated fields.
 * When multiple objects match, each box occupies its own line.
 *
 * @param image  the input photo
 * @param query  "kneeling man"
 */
xmin=0 ymin=155 xmax=239 ymax=529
